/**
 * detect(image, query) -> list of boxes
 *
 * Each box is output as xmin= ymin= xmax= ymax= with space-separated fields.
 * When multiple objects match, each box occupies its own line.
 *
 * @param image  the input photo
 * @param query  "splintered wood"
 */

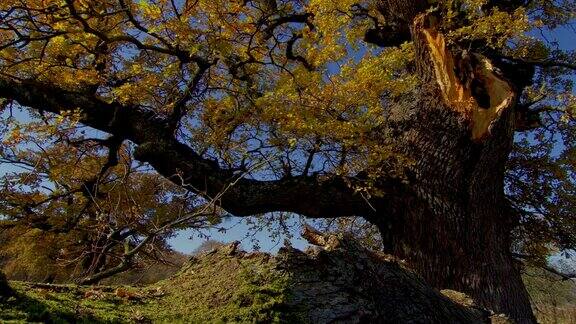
xmin=416 ymin=14 xmax=515 ymax=141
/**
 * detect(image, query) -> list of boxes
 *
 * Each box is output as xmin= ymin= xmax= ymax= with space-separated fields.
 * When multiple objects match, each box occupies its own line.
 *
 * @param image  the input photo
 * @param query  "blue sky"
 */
xmin=168 ymin=215 xmax=313 ymax=254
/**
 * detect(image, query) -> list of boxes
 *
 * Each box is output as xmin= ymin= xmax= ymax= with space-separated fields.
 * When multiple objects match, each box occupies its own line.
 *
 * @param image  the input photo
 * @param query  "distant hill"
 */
xmin=523 ymin=266 xmax=576 ymax=323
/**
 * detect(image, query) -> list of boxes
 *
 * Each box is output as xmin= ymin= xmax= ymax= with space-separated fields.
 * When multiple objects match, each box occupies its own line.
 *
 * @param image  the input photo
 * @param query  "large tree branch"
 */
xmin=0 ymin=77 xmax=395 ymax=218
xmin=513 ymin=253 xmax=576 ymax=281
xmin=498 ymin=55 xmax=576 ymax=72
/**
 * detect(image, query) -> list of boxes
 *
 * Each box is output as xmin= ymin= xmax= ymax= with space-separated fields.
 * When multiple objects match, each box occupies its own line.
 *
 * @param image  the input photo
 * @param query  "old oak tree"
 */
xmin=1 ymin=0 xmax=575 ymax=322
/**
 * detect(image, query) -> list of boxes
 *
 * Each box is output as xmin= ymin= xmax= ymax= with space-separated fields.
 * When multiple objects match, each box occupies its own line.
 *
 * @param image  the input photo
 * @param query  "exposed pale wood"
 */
xmin=416 ymin=14 xmax=516 ymax=141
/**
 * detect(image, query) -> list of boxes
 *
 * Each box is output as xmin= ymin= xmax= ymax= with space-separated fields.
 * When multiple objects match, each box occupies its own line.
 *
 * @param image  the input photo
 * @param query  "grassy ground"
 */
xmin=0 ymin=282 xmax=143 ymax=323
xmin=523 ymin=267 xmax=576 ymax=324
xmin=1 ymin=250 xmax=575 ymax=323
xmin=0 ymin=249 xmax=295 ymax=323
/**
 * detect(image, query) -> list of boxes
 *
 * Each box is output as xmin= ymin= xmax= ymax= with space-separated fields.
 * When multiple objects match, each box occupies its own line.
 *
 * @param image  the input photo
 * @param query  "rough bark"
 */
xmin=368 ymin=9 xmax=537 ymax=323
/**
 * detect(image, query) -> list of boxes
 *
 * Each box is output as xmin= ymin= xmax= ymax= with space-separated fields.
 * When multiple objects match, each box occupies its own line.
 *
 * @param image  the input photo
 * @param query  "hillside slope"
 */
xmin=1 ymin=231 xmax=488 ymax=323
xmin=1 ymin=231 xmax=575 ymax=323
xmin=523 ymin=266 xmax=576 ymax=323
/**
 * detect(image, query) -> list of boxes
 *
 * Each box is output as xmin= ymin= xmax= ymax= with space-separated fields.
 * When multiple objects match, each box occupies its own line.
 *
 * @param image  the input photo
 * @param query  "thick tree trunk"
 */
xmin=375 ymin=191 xmax=535 ymax=323
xmin=374 ymin=98 xmax=537 ymax=322
xmin=369 ymin=12 xmax=537 ymax=323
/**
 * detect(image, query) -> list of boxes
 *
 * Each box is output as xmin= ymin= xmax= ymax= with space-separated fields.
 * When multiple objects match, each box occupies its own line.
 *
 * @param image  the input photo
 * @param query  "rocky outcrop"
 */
xmin=171 ymin=227 xmax=490 ymax=323
xmin=274 ymin=227 xmax=489 ymax=323
xmin=1 ymin=230 xmax=494 ymax=323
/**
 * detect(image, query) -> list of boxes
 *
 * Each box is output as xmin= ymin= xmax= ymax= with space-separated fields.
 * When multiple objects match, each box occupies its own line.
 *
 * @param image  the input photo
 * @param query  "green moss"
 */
xmin=140 ymin=252 xmax=295 ymax=323
xmin=0 ymin=282 xmax=143 ymax=323
xmin=0 ymin=250 xmax=300 ymax=323
xmin=7 ymin=248 xmax=575 ymax=324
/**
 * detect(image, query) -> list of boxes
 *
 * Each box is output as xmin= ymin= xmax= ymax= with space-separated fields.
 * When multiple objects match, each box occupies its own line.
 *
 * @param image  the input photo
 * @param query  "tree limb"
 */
xmin=512 ymin=253 xmax=576 ymax=281
xmin=0 ymin=77 xmax=397 ymax=218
